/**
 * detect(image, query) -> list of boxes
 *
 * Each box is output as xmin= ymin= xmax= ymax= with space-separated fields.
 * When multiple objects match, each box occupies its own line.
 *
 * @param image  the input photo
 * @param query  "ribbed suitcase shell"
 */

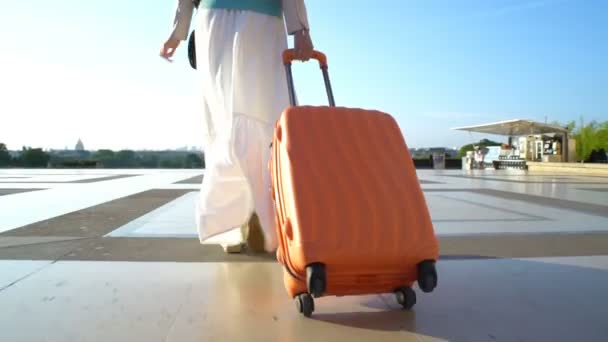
xmin=270 ymin=105 xmax=439 ymax=298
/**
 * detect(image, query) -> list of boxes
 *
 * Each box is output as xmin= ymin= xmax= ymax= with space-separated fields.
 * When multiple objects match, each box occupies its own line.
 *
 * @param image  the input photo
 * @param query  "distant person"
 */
xmin=474 ymin=147 xmax=484 ymax=169
xmin=160 ymin=0 xmax=314 ymax=253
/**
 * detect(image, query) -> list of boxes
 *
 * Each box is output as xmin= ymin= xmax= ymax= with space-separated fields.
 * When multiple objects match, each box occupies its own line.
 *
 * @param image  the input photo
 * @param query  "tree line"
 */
xmin=0 ymin=145 xmax=51 ymax=168
xmin=567 ymin=119 xmax=608 ymax=162
xmin=0 ymin=144 xmax=204 ymax=169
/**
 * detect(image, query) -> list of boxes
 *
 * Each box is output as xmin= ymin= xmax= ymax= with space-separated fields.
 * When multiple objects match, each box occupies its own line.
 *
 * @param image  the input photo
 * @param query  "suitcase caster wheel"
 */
xmin=417 ymin=260 xmax=438 ymax=293
xmin=295 ymin=293 xmax=314 ymax=318
xmin=395 ymin=287 xmax=416 ymax=310
xmin=306 ymin=263 xmax=326 ymax=298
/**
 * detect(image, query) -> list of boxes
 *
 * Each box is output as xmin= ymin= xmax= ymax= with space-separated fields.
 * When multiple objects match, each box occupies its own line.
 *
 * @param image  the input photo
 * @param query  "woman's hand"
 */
xmin=160 ymin=37 xmax=181 ymax=62
xmin=293 ymin=29 xmax=314 ymax=61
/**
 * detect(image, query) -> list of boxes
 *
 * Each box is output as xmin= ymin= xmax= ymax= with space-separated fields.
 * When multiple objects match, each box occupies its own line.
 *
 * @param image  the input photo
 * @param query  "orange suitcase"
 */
xmin=270 ymin=50 xmax=439 ymax=317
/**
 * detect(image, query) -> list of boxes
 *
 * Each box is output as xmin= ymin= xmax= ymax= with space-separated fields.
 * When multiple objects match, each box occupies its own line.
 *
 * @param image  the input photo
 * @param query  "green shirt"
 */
xmin=199 ymin=0 xmax=282 ymax=18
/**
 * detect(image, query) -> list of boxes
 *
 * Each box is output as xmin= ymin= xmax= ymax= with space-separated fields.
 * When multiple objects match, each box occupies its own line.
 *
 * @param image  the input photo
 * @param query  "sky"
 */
xmin=0 ymin=0 xmax=606 ymax=151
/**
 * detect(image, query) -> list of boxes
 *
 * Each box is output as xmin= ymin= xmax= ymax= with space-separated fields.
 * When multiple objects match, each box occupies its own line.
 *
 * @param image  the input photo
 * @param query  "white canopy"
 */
xmin=451 ymin=119 xmax=569 ymax=136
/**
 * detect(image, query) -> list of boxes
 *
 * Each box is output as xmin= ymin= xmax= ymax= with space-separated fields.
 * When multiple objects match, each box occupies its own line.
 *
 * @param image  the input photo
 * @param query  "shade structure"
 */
xmin=452 ymin=119 xmax=569 ymax=136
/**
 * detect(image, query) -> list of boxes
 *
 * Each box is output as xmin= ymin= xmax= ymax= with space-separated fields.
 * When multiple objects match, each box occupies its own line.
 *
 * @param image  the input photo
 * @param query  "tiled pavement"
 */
xmin=1 ymin=168 xmax=607 ymax=341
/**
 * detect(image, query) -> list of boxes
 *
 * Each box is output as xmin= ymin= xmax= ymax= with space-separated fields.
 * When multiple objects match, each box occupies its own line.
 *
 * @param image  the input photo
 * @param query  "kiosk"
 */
xmin=452 ymin=119 xmax=574 ymax=169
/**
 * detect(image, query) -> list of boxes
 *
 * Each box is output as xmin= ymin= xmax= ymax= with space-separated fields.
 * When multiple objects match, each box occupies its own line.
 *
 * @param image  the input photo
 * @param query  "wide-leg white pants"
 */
xmin=193 ymin=8 xmax=289 ymax=252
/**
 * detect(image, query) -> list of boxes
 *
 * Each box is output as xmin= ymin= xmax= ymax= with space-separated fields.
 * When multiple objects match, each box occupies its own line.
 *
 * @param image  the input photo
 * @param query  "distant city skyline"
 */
xmin=0 ymin=138 xmax=204 ymax=153
xmin=0 ymin=136 xmax=470 ymax=152
xmin=1 ymin=142 xmax=204 ymax=153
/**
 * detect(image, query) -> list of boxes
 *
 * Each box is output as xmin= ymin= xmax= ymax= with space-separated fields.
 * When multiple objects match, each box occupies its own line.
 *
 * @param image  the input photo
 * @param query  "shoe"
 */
xmin=222 ymin=242 xmax=244 ymax=254
xmin=245 ymin=213 xmax=266 ymax=253
xmin=220 ymin=213 xmax=266 ymax=254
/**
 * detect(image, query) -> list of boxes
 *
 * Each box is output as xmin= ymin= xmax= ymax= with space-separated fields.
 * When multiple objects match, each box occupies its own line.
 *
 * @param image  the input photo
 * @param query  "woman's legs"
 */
xmin=232 ymin=115 xmax=278 ymax=253
xmin=195 ymin=138 xmax=254 ymax=252
xmin=193 ymin=9 xmax=287 ymax=253
xmin=196 ymin=114 xmax=277 ymax=254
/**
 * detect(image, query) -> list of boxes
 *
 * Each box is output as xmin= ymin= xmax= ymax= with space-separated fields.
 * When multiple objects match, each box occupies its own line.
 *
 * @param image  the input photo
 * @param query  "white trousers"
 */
xmin=193 ymin=9 xmax=289 ymax=252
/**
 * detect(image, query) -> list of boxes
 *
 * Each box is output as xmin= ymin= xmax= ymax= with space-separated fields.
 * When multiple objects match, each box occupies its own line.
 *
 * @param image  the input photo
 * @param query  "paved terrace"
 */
xmin=1 ymin=169 xmax=608 ymax=341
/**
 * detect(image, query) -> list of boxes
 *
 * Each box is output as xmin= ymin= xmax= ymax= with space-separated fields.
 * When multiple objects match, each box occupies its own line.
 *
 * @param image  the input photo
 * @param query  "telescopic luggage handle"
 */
xmin=282 ymin=49 xmax=336 ymax=107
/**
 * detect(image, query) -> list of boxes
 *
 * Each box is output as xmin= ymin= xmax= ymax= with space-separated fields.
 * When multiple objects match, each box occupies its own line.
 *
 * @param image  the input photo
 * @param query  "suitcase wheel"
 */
xmin=417 ymin=260 xmax=438 ymax=293
xmin=306 ymin=263 xmax=327 ymax=298
xmin=295 ymin=293 xmax=315 ymax=318
xmin=395 ymin=286 xmax=416 ymax=310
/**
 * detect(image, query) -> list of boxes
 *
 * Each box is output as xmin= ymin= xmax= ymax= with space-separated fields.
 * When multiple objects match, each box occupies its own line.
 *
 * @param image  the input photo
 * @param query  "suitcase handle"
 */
xmin=282 ymin=49 xmax=336 ymax=107
xmin=282 ymin=49 xmax=328 ymax=68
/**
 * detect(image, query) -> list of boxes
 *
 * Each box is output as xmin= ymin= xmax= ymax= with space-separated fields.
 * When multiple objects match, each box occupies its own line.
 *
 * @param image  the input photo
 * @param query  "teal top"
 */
xmin=200 ymin=0 xmax=282 ymax=18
